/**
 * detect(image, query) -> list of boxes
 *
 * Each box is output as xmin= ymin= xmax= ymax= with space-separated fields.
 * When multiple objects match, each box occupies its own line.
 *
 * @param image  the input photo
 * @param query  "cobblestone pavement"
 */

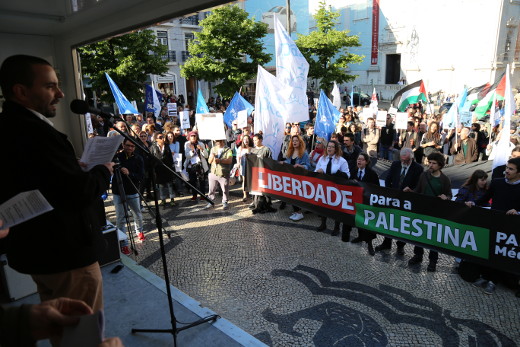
xmin=105 ymin=185 xmax=520 ymax=347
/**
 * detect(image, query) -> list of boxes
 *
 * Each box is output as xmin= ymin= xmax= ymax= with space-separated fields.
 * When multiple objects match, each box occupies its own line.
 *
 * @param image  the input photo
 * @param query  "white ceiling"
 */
xmin=0 ymin=0 xmax=229 ymax=45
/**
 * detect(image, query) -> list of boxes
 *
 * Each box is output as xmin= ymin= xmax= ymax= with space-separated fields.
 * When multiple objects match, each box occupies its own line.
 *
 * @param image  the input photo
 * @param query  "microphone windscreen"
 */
xmin=70 ymin=99 xmax=90 ymax=114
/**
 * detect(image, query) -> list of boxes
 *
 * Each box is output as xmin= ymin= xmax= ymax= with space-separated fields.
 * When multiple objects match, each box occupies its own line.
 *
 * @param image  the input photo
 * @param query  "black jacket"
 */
xmin=111 ymin=151 xmax=144 ymax=195
xmin=0 ymin=101 xmax=111 ymax=274
xmin=385 ymin=160 xmax=423 ymax=190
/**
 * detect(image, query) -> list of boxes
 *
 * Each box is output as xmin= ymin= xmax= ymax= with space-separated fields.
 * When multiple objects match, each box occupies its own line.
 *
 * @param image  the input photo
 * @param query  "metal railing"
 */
xmin=179 ymin=15 xmax=199 ymax=25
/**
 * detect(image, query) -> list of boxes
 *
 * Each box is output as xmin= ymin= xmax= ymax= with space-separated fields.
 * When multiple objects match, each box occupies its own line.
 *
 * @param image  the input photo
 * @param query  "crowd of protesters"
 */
xmin=88 ymin=94 xmax=520 ymax=296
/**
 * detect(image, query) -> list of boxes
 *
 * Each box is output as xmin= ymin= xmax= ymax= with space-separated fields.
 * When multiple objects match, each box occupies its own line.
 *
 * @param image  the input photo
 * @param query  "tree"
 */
xmin=181 ymin=5 xmax=271 ymax=99
xmin=296 ymin=1 xmax=363 ymax=94
xmin=79 ymin=30 xmax=168 ymax=103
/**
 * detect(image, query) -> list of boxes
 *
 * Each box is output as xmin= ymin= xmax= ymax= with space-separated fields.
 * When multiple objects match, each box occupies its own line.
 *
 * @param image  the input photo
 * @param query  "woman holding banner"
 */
xmin=284 ymin=135 xmax=311 ymax=222
xmin=315 ymin=140 xmax=350 ymax=238
xmin=350 ymin=152 xmax=380 ymax=255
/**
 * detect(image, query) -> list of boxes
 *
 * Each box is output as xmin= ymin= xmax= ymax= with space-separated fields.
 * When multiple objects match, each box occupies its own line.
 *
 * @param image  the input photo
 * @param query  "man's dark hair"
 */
xmin=471 ymin=123 xmax=481 ymax=131
xmin=427 ymin=152 xmax=445 ymax=168
xmin=254 ymin=133 xmax=263 ymax=140
xmin=507 ymin=157 xmax=520 ymax=171
xmin=511 ymin=145 xmax=520 ymax=154
xmin=0 ymin=55 xmax=52 ymax=100
xmin=407 ymin=121 xmax=414 ymax=127
xmin=344 ymin=133 xmax=354 ymax=141
xmin=304 ymin=122 xmax=314 ymax=130
xmin=146 ymin=114 xmax=156 ymax=122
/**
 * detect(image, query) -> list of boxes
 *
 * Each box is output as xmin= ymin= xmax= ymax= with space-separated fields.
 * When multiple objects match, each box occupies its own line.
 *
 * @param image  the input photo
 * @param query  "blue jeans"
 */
xmin=113 ymin=193 xmax=143 ymax=235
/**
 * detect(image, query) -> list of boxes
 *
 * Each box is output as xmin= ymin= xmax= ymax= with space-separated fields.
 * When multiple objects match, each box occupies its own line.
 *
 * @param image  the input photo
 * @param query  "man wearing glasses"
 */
xmin=112 ymin=138 xmax=145 ymax=252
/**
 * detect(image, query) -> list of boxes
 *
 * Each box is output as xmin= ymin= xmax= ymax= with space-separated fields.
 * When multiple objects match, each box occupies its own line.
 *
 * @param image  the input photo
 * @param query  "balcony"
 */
xmin=182 ymin=51 xmax=190 ymax=62
xmin=179 ymin=15 xmax=199 ymax=26
xmin=162 ymin=50 xmax=176 ymax=63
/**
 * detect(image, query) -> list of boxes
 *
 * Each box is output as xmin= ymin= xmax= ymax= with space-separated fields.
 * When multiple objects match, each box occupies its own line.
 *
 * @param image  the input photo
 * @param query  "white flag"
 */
xmin=370 ymin=87 xmax=378 ymax=115
xmin=274 ymin=16 xmax=309 ymax=123
xmin=254 ymin=66 xmax=287 ymax=161
xmin=493 ymin=64 xmax=513 ymax=169
xmin=332 ymin=82 xmax=341 ymax=110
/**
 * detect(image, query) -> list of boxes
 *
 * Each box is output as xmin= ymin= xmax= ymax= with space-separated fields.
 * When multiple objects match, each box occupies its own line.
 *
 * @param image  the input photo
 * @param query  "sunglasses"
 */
xmin=157 ymin=136 xmax=164 ymax=139
xmin=316 ymin=141 xmax=322 ymax=144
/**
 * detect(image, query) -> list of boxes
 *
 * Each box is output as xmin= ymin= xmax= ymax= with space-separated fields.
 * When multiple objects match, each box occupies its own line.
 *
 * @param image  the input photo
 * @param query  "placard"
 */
xmin=376 ymin=110 xmax=388 ymax=127
xmin=388 ymin=106 xmax=398 ymax=115
xmin=180 ymin=110 xmax=190 ymax=130
xmin=167 ymin=102 xmax=177 ymax=117
xmin=173 ymin=153 xmax=182 ymax=172
xmin=195 ymin=113 xmax=226 ymax=140
xmin=237 ymin=110 xmax=248 ymax=129
xmin=395 ymin=112 xmax=409 ymax=130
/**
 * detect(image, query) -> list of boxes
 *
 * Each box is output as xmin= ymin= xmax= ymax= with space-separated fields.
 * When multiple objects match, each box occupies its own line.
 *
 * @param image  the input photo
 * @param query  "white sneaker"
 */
xmin=222 ymin=202 xmax=229 ymax=210
xmin=289 ymin=213 xmax=297 ymax=220
xmin=291 ymin=212 xmax=304 ymax=221
xmin=203 ymin=202 xmax=213 ymax=209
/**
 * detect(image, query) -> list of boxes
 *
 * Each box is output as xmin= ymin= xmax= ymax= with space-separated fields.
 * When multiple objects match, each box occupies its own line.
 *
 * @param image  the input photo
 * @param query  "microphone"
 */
xmin=70 ymin=99 xmax=115 ymax=120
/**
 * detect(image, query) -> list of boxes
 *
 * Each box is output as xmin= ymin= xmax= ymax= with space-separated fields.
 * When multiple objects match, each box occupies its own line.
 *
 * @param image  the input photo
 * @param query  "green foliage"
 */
xmin=78 ymin=30 xmax=168 ymax=103
xmin=295 ymin=1 xmax=364 ymax=94
xmin=181 ymin=5 xmax=271 ymax=99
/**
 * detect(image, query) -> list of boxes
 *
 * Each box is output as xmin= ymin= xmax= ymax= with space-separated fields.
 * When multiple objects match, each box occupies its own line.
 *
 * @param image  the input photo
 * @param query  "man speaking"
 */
xmin=0 ymin=55 xmax=113 ymax=312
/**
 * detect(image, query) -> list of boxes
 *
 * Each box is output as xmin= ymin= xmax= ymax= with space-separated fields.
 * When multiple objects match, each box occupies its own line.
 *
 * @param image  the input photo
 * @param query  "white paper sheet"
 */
xmin=0 ymin=190 xmax=53 ymax=229
xmin=80 ymin=135 xmax=123 ymax=171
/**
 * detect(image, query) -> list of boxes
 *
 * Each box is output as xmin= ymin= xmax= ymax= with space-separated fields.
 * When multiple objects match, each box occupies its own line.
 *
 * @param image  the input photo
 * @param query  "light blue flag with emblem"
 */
xmin=105 ymin=73 xmax=138 ymax=114
xmin=315 ymin=90 xmax=341 ymax=141
xmin=223 ymin=92 xmax=255 ymax=127
xmin=196 ymin=88 xmax=209 ymax=114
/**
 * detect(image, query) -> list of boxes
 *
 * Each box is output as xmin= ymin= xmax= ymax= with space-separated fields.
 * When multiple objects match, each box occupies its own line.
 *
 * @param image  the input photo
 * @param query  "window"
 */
xmin=157 ymin=31 xmax=168 ymax=48
xmin=385 ymin=54 xmax=401 ymax=84
xmin=184 ymin=32 xmax=194 ymax=50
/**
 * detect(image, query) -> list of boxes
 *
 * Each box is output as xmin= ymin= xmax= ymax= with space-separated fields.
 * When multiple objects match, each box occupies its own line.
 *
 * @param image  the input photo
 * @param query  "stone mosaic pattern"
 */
xmin=105 ymin=186 xmax=519 ymax=347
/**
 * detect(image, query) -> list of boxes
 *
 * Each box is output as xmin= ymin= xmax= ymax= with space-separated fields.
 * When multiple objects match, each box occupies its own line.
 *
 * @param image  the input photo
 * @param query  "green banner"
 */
xmin=355 ymin=204 xmax=490 ymax=259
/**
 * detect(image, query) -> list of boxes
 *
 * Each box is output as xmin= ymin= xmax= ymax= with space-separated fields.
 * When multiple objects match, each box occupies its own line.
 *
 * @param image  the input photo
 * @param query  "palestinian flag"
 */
xmin=391 ymin=80 xmax=428 ymax=111
xmin=466 ymin=82 xmax=492 ymax=109
xmin=473 ymin=73 xmax=506 ymax=119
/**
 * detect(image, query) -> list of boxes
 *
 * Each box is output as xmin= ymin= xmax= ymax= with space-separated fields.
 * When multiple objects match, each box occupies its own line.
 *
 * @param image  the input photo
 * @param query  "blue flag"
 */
xmin=223 ymin=92 xmax=255 ymax=127
xmin=105 ymin=73 xmax=138 ymax=114
xmin=350 ymin=87 xmax=354 ymax=107
xmin=196 ymin=88 xmax=209 ymax=114
xmin=145 ymin=84 xmax=163 ymax=117
xmin=314 ymin=90 xmax=341 ymax=141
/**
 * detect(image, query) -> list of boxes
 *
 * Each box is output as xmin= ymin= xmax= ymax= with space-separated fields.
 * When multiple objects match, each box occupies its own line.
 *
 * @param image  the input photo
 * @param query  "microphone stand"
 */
xmin=91 ymin=112 xmax=218 ymax=346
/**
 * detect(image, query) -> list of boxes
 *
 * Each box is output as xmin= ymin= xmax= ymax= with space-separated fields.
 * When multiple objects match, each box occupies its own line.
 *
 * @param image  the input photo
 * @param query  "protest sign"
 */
xmin=195 ymin=113 xmax=226 ymax=140
xmin=395 ymin=112 xmax=409 ymax=130
xmin=180 ymin=110 xmax=190 ymax=129
xmin=167 ymin=103 xmax=177 ymax=117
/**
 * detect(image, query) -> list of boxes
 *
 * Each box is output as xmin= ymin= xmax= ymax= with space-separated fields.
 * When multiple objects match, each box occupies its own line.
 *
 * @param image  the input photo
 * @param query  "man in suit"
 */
xmin=375 ymin=148 xmax=424 ymax=254
xmin=0 ymin=55 xmax=113 ymax=313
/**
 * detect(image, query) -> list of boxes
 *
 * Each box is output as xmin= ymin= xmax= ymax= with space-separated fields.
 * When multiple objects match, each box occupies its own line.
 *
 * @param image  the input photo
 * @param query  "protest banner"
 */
xmin=195 ymin=113 xmax=226 ymax=140
xmin=246 ymin=155 xmax=520 ymax=275
xmin=237 ymin=110 xmax=248 ymax=129
xmin=376 ymin=110 xmax=388 ymax=127
xmin=395 ymin=112 xmax=409 ymax=130
xmin=180 ymin=110 xmax=190 ymax=130
xmin=167 ymin=102 xmax=177 ymax=117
